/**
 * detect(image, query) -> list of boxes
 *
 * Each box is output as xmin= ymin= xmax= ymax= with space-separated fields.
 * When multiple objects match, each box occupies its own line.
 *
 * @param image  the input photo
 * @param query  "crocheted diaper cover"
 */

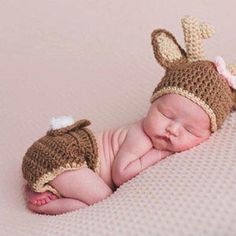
xmin=21 ymin=119 xmax=100 ymax=197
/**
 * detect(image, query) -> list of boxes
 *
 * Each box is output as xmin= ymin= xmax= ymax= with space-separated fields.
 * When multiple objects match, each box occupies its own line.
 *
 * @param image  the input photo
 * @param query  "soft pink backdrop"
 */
xmin=0 ymin=0 xmax=236 ymax=212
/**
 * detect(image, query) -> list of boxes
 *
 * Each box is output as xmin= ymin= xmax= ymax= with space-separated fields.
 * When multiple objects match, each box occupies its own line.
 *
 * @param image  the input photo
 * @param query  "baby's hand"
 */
xmin=140 ymin=148 xmax=172 ymax=170
xmin=160 ymin=150 xmax=174 ymax=158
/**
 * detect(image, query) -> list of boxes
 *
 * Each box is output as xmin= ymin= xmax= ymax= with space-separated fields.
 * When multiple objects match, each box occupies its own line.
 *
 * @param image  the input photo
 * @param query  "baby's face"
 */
xmin=143 ymin=94 xmax=211 ymax=152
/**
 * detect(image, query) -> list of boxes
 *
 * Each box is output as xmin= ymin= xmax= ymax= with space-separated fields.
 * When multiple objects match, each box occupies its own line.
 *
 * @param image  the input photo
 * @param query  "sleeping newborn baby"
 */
xmin=22 ymin=16 xmax=236 ymax=215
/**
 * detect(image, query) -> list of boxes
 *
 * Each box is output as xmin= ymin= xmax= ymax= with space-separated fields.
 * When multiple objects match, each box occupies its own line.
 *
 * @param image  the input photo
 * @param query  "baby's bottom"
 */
xmin=25 ymin=167 xmax=113 ymax=215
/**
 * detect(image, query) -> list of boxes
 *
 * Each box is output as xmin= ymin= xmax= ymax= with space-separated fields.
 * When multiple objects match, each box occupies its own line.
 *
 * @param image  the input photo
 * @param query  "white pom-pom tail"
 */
xmin=50 ymin=116 xmax=75 ymax=130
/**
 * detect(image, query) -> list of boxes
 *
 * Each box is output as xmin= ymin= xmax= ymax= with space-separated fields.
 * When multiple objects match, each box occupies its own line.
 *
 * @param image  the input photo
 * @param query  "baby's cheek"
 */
xmin=146 ymin=116 xmax=162 ymax=135
xmin=181 ymin=136 xmax=206 ymax=151
xmin=143 ymin=117 xmax=153 ymax=135
xmin=174 ymin=141 xmax=192 ymax=152
xmin=173 ymin=135 xmax=197 ymax=152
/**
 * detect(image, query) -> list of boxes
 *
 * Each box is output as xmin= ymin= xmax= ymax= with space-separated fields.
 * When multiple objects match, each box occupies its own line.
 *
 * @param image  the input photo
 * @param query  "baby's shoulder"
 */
xmin=122 ymin=118 xmax=153 ymax=152
xmin=127 ymin=118 xmax=148 ymax=135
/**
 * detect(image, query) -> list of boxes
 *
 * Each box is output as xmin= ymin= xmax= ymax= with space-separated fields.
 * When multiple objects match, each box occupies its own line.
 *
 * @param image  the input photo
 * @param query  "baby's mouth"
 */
xmin=153 ymin=136 xmax=172 ymax=151
xmin=156 ymin=135 xmax=170 ymax=142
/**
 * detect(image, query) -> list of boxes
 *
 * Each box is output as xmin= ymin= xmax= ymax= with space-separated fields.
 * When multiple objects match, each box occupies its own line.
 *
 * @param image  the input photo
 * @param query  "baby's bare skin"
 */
xmin=26 ymin=124 xmax=137 ymax=210
xmin=27 ymin=123 xmax=151 ymax=206
xmin=96 ymin=126 xmax=129 ymax=191
xmin=26 ymin=94 xmax=212 ymax=214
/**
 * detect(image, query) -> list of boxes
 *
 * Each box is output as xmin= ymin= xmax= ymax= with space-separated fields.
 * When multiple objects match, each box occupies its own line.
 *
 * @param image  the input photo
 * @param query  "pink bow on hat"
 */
xmin=214 ymin=56 xmax=236 ymax=89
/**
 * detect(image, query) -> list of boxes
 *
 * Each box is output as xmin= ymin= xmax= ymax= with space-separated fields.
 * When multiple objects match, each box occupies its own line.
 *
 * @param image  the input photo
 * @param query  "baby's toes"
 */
xmin=31 ymin=199 xmax=38 ymax=205
xmin=35 ymin=199 xmax=45 ymax=206
xmin=40 ymin=199 xmax=47 ymax=205
xmin=44 ymin=197 xmax=51 ymax=203
xmin=49 ymin=194 xmax=58 ymax=200
xmin=33 ymin=200 xmax=40 ymax=206
xmin=37 ymin=200 xmax=43 ymax=206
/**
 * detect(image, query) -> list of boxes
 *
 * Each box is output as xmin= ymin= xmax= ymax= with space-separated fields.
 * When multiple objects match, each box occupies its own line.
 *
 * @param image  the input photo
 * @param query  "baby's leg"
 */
xmin=28 ymin=197 xmax=88 ymax=215
xmin=26 ymin=167 xmax=113 ymax=214
xmin=49 ymin=167 xmax=113 ymax=205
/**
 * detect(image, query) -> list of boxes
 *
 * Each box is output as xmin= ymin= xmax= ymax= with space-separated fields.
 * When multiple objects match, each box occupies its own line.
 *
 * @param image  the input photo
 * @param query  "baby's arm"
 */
xmin=112 ymin=119 xmax=172 ymax=186
xmin=113 ymin=147 xmax=171 ymax=187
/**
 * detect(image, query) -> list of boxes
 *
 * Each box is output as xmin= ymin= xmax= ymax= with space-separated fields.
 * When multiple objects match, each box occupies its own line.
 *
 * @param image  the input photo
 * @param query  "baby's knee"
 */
xmin=49 ymin=168 xmax=113 ymax=205
xmin=87 ymin=187 xmax=112 ymax=205
xmin=96 ymin=185 xmax=113 ymax=199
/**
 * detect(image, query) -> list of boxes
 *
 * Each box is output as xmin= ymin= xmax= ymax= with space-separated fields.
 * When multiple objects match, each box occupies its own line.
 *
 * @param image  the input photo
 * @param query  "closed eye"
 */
xmin=158 ymin=109 xmax=173 ymax=119
xmin=185 ymin=126 xmax=200 ymax=136
xmin=161 ymin=112 xmax=172 ymax=119
xmin=185 ymin=127 xmax=193 ymax=133
xmin=156 ymin=105 xmax=174 ymax=119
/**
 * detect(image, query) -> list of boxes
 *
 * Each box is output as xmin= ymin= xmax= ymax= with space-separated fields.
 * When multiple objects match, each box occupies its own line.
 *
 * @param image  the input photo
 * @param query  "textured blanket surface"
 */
xmin=1 ymin=113 xmax=236 ymax=236
xmin=1 ymin=1 xmax=236 ymax=235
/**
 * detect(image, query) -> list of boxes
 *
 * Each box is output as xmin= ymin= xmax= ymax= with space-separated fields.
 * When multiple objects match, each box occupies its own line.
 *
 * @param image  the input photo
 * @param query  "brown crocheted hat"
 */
xmin=150 ymin=16 xmax=236 ymax=132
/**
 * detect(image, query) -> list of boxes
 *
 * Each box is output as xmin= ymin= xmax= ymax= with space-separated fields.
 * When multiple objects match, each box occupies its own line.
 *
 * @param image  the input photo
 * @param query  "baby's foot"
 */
xmin=25 ymin=185 xmax=58 ymax=206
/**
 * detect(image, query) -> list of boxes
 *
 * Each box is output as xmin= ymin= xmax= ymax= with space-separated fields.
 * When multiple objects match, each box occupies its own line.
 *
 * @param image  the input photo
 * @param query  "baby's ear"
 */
xmin=151 ymin=29 xmax=188 ymax=70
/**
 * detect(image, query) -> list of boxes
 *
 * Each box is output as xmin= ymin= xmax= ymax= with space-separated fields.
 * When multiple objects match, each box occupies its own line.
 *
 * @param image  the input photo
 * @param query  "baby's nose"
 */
xmin=166 ymin=122 xmax=181 ymax=137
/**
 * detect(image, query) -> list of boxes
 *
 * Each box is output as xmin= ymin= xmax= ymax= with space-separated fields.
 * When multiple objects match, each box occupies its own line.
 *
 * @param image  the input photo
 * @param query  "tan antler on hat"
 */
xmin=181 ymin=15 xmax=215 ymax=62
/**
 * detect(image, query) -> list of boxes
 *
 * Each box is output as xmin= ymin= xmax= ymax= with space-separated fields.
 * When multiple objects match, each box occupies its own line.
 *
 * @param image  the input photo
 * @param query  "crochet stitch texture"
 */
xmin=22 ymin=119 xmax=99 ymax=197
xmin=150 ymin=16 xmax=236 ymax=132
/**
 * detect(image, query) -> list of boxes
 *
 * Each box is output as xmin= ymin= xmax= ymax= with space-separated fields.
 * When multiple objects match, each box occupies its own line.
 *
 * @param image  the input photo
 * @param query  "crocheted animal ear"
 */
xmin=151 ymin=29 xmax=188 ymax=70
